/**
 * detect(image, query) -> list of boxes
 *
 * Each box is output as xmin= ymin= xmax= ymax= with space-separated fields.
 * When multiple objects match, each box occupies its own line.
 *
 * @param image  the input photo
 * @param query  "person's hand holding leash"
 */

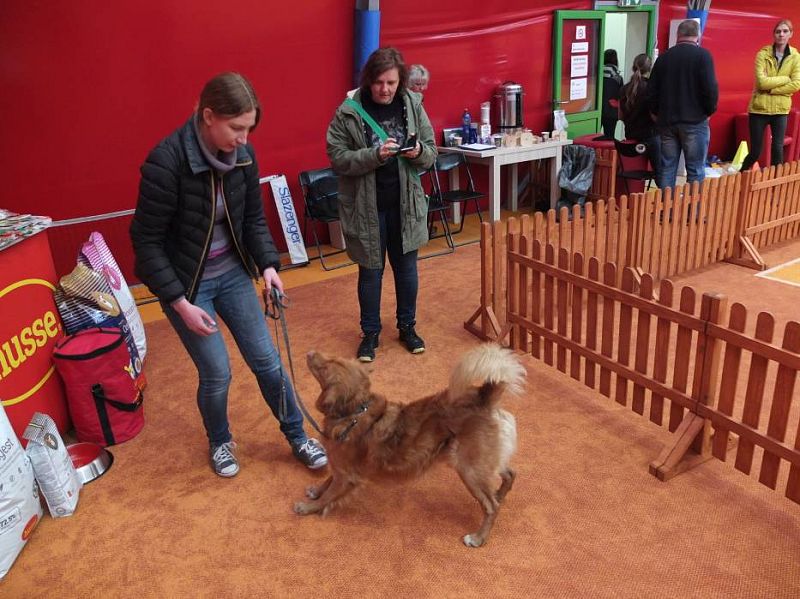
xmin=263 ymin=267 xmax=284 ymax=296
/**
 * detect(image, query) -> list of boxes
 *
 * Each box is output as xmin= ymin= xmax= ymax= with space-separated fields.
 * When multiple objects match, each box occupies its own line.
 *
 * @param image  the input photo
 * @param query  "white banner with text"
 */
xmin=264 ymin=174 xmax=308 ymax=265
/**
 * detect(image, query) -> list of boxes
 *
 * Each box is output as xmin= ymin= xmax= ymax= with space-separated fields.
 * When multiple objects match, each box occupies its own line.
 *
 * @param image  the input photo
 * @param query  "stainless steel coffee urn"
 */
xmin=494 ymin=81 xmax=524 ymax=131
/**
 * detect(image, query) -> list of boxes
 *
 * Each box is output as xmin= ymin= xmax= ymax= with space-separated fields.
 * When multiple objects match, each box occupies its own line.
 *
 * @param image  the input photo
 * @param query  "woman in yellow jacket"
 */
xmin=741 ymin=19 xmax=800 ymax=171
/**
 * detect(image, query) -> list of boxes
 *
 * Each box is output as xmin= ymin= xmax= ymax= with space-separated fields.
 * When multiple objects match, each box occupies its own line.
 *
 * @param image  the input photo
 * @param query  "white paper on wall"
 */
xmin=570 ymin=78 xmax=587 ymax=101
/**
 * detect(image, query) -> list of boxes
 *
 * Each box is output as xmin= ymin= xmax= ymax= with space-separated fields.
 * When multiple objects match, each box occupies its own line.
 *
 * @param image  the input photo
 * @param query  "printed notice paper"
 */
xmin=575 ymin=25 xmax=586 ymax=40
xmin=571 ymin=42 xmax=589 ymax=54
xmin=570 ymin=78 xmax=587 ymax=100
xmin=570 ymin=55 xmax=588 ymax=78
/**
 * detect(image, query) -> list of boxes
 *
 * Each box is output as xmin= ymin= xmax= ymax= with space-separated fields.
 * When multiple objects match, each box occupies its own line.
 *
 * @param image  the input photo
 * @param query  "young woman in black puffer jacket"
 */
xmin=131 ymin=72 xmax=326 ymax=478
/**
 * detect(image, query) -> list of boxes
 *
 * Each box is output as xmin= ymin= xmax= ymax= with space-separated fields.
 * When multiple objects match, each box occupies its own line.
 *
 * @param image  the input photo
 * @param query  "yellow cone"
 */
xmin=732 ymin=140 xmax=749 ymax=166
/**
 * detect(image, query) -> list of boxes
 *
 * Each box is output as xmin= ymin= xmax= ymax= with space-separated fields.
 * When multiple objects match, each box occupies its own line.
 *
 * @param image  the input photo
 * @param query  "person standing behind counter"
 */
xmin=740 ymin=19 xmax=800 ymax=172
xmin=326 ymin=48 xmax=437 ymax=362
xmin=131 ymin=72 xmax=327 ymax=478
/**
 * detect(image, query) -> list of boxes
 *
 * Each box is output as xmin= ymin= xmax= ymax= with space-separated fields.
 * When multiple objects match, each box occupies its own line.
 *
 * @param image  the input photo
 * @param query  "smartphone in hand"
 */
xmin=398 ymin=134 xmax=418 ymax=153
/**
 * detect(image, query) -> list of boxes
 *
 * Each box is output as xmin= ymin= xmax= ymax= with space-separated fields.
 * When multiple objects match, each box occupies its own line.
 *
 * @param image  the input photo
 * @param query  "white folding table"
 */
xmin=437 ymin=138 xmax=573 ymax=221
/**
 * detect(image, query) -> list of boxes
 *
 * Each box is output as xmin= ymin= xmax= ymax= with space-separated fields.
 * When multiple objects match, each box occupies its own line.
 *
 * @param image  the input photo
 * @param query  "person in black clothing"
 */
xmin=130 ymin=72 xmax=327 ymax=478
xmin=647 ymin=20 xmax=719 ymax=190
xmin=619 ymin=53 xmax=660 ymax=182
xmin=602 ymin=49 xmax=624 ymax=139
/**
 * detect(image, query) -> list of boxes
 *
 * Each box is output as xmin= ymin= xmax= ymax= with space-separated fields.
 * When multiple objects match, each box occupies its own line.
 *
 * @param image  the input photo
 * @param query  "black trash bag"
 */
xmin=557 ymin=145 xmax=596 ymax=215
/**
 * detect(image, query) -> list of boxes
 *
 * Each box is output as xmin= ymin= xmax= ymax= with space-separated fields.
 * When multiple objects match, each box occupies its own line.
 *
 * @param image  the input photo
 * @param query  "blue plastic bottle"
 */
xmin=461 ymin=109 xmax=472 ymax=144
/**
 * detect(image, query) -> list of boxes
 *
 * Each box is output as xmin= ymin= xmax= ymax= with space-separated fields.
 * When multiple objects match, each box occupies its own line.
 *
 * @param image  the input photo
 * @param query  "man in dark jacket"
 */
xmin=647 ymin=19 xmax=719 ymax=190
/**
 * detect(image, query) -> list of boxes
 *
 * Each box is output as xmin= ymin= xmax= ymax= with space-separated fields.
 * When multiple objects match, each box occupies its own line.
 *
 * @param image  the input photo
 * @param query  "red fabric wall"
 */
xmin=1 ymin=1 xmax=797 ymax=281
xmin=659 ymin=1 xmax=799 ymax=158
xmin=0 ymin=1 xmax=353 ymax=278
xmin=381 ymin=1 xmax=585 ymax=140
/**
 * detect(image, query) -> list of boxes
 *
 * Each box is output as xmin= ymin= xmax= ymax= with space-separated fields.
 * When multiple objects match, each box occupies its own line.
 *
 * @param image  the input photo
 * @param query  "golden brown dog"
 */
xmin=294 ymin=343 xmax=526 ymax=547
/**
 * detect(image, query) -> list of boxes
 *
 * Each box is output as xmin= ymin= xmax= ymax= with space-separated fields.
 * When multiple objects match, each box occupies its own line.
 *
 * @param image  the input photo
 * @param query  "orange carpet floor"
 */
xmin=4 ymin=242 xmax=800 ymax=598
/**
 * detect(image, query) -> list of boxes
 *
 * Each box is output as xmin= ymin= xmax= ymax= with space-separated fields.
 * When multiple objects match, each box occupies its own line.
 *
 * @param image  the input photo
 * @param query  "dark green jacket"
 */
xmin=326 ymin=89 xmax=437 ymax=268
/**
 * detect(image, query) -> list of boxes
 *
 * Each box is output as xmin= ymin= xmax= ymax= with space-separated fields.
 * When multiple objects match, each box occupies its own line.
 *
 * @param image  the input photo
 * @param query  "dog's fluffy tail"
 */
xmin=448 ymin=343 xmax=526 ymax=405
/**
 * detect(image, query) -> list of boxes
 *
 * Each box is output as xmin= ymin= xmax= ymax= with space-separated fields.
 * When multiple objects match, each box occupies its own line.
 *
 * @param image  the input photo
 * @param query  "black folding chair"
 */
xmin=419 ymin=166 xmax=455 ymax=260
xmin=430 ymin=152 xmax=486 ymax=235
xmin=614 ymin=139 xmax=656 ymax=195
xmin=298 ymin=167 xmax=354 ymax=271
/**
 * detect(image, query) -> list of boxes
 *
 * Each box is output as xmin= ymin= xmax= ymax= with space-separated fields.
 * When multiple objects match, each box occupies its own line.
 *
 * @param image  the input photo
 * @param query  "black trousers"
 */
xmin=601 ymin=117 xmax=617 ymax=139
xmin=741 ymin=113 xmax=788 ymax=171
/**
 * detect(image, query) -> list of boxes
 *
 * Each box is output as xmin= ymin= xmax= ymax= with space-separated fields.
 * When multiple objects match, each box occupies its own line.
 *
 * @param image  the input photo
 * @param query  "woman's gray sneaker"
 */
xmin=210 ymin=441 xmax=239 ymax=477
xmin=292 ymin=438 xmax=328 ymax=469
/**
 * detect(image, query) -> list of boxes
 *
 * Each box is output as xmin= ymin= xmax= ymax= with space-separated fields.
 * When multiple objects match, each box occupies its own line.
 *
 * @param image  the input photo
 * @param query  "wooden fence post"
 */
xmin=726 ymin=170 xmax=767 ymax=270
xmin=649 ymin=292 xmax=727 ymax=481
xmin=465 ymin=221 xmax=503 ymax=340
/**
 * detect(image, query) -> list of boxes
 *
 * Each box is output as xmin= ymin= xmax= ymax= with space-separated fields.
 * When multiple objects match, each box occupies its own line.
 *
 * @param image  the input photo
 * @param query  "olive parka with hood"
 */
xmin=326 ymin=88 xmax=437 ymax=269
xmin=748 ymin=44 xmax=800 ymax=115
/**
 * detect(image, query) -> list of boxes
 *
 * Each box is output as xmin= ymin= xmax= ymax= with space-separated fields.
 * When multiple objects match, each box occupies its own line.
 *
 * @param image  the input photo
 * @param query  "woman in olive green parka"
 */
xmin=741 ymin=19 xmax=800 ymax=171
xmin=326 ymin=47 xmax=437 ymax=362
xmin=327 ymin=84 xmax=436 ymax=268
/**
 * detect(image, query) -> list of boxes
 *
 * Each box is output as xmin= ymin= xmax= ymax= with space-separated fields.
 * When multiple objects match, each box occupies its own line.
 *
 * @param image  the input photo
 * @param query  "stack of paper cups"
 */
xmin=480 ymin=102 xmax=492 ymax=143
xmin=480 ymin=102 xmax=491 ymax=125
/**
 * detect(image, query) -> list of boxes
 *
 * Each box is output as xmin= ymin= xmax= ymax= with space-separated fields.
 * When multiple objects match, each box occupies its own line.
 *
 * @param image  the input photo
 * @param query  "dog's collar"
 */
xmin=335 ymin=400 xmax=371 ymax=442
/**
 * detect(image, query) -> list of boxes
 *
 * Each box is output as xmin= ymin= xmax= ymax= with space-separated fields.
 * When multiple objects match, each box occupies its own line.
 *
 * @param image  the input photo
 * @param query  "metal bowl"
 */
xmin=67 ymin=442 xmax=114 ymax=484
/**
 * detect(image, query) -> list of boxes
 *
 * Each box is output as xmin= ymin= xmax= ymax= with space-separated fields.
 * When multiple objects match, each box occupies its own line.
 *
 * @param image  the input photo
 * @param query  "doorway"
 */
xmin=604 ymin=11 xmax=650 ymax=84
xmin=552 ymin=5 xmax=656 ymax=138
xmin=603 ymin=9 xmax=652 ymax=138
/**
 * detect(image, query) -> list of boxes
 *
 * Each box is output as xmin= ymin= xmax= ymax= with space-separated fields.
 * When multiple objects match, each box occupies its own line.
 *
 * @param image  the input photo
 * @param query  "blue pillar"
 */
xmin=686 ymin=9 xmax=709 ymax=34
xmin=353 ymin=1 xmax=381 ymax=88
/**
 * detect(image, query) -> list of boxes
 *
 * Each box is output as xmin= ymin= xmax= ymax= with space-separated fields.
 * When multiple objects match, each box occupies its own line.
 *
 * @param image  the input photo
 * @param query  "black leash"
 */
xmin=264 ymin=287 xmax=327 ymax=439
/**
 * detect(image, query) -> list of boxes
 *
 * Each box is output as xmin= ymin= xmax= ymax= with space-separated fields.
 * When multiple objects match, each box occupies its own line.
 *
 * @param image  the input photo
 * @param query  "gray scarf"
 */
xmin=193 ymin=113 xmax=236 ymax=173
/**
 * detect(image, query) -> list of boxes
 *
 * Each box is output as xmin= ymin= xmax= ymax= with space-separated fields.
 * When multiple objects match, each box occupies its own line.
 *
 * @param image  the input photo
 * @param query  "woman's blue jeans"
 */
xmin=162 ymin=265 xmax=306 ymax=447
xmin=358 ymin=205 xmax=419 ymax=334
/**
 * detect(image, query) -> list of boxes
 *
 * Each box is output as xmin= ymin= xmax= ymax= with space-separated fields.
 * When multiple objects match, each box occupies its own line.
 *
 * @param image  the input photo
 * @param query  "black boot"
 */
xmin=357 ymin=331 xmax=380 ymax=362
xmin=398 ymin=325 xmax=425 ymax=354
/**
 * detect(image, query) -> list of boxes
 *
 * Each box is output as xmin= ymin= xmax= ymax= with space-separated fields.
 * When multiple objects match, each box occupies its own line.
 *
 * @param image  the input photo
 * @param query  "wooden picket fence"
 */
xmin=731 ymin=161 xmax=800 ymax=270
xmin=505 ymin=239 xmax=800 ymax=502
xmin=465 ymin=174 xmax=742 ymax=340
xmin=588 ymin=147 xmax=617 ymax=203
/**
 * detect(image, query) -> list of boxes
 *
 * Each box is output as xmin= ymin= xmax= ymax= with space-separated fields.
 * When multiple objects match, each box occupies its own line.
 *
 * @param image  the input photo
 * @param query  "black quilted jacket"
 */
xmin=130 ymin=117 xmax=280 ymax=304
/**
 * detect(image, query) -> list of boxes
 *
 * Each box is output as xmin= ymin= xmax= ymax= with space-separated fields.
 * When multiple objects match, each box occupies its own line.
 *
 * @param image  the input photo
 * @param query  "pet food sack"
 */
xmin=23 ymin=413 xmax=82 ymax=518
xmin=53 ymin=328 xmax=145 ymax=447
xmin=55 ymin=263 xmax=142 ymax=377
xmin=0 ymin=403 xmax=42 ymax=580
xmin=80 ymin=232 xmax=147 ymax=361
